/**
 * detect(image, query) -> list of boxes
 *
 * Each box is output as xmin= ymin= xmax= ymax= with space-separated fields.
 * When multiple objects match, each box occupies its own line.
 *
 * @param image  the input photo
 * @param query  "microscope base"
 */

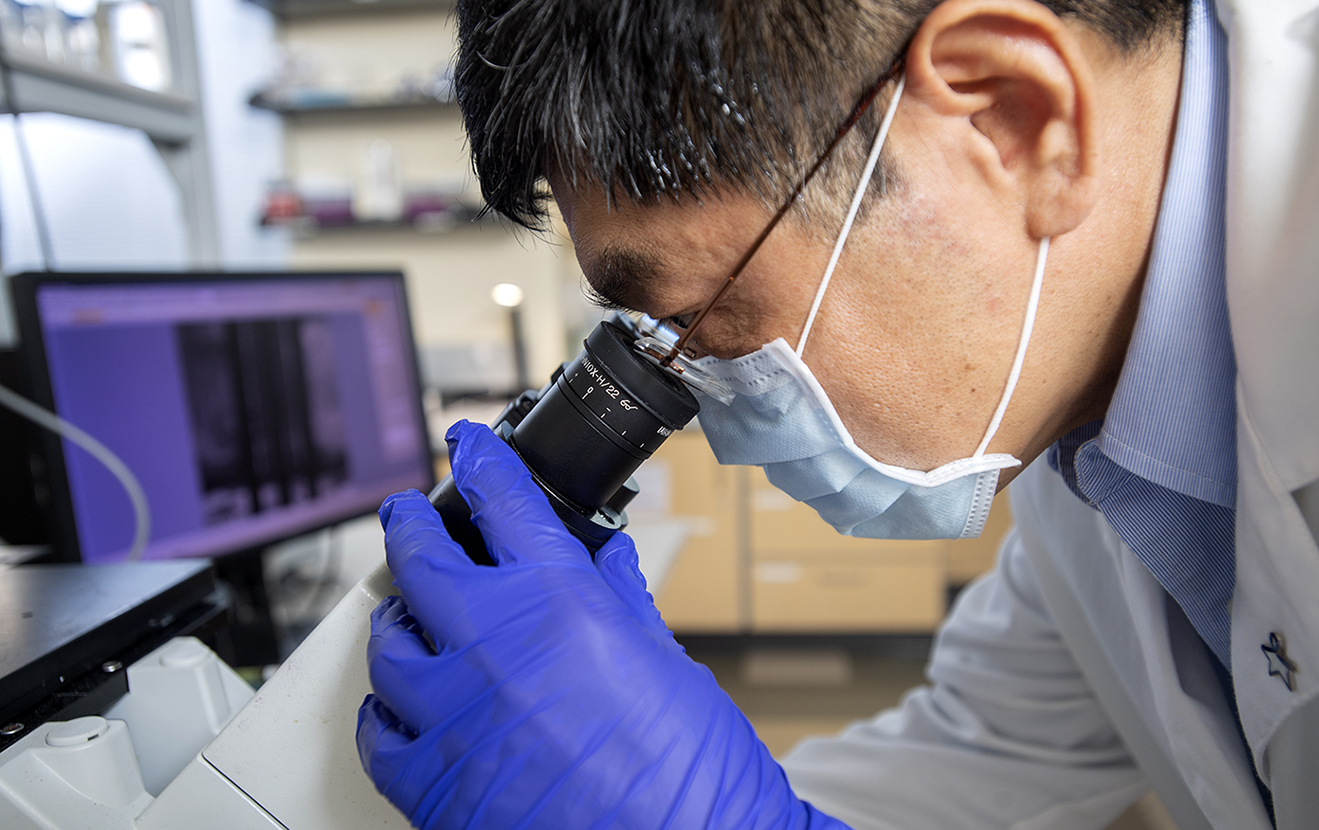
xmin=154 ymin=563 xmax=408 ymax=829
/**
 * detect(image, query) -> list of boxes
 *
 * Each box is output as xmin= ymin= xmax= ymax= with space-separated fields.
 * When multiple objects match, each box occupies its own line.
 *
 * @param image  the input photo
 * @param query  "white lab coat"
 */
xmin=779 ymin=2 xmax=1319 ymax=828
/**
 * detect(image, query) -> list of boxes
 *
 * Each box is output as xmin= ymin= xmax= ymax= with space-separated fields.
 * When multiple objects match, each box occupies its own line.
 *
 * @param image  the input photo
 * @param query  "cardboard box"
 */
xmin=751 ymin=555 xmax=945 ymax=632
xmin=746 ymin=468 xmax=950 ymax=562
xmin=645 ymin=438 xmax=1011 ymax=634
xmin=646 ymin=432 xmax=743 ymax=632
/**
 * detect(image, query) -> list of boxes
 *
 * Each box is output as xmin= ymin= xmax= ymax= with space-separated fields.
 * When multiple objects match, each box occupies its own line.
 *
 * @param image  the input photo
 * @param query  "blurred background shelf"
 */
xmin=254 ymin=0 xmax=595 ymax=451
xmin=259 ymin=212 xmax=492 ymax=236
xmin=248 ymin=90 xmax=454 ymax=115
xmin=0 ymin=49 xmax=194 ymax=137
xmin=246 ymin=0 xmax=451 ymax=20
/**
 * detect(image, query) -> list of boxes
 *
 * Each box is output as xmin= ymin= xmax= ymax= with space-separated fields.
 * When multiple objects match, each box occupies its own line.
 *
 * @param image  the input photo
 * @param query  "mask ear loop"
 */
xmin=796 ymin=73 xmax=906 ymax=357
xmin=974 ymin=235 xmax=1049 ymax=457
xmin=793 ymin=69 xmax=1045 ymax=463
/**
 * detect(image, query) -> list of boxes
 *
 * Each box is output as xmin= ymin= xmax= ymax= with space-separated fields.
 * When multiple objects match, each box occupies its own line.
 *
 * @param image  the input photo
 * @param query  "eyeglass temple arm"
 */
xmin=663 ymin=59 xmax=904 ymax=366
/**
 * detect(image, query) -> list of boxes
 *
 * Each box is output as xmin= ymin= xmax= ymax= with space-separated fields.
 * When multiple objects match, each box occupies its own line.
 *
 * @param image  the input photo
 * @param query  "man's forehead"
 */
xmin=588 ymin=242 xmax=706 ymax=316
xmin=555 ymin=174 xmax=773 ymax=315
xmin=585 ymin=245 xmax=667 ymax=312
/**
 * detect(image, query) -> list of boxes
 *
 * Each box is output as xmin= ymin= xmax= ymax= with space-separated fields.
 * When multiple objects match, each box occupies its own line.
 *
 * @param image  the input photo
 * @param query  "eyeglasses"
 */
xmin=659 ymin=58 xmax=905 ymax=368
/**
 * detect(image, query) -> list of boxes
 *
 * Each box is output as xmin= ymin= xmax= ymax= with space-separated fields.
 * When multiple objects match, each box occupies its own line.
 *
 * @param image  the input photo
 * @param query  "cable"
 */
xmin=796 ymin=73 xmax=906 ymax=356
xmin=0 ymin=382 xmax=151 ymax=560
xmin=0 ymin=22 xmax=145 ymax=559
xmin=9 ymin=116 xmax=54 ymax=269
xmin=975 ymin=236 xmax=1050 ymax=458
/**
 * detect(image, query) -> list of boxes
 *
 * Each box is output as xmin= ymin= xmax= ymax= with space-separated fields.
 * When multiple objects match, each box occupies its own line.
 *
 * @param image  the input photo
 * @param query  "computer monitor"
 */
xmin=11 ymin=272 xmax=434 ymax=564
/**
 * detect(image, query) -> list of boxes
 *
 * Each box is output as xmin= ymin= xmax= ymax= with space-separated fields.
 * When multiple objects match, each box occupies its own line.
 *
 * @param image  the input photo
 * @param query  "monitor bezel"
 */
xmin=9 ymin=270 xmax=436 ymax=564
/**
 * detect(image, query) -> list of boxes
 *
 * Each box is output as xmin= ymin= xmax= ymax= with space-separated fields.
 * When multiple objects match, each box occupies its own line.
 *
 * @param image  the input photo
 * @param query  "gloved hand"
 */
xmin=357 ymin=420 xmax=849 ymax=829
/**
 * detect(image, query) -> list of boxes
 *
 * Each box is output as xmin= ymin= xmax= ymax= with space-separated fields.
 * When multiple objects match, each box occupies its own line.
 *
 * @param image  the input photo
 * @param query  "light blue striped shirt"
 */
xmin=1048 ymin=0 xmax=1236 ymax=668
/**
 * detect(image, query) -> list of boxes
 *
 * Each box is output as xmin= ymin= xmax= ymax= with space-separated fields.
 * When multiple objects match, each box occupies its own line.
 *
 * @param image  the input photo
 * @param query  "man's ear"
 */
xmin=905 ymin=0 xmax=1100 ymax=238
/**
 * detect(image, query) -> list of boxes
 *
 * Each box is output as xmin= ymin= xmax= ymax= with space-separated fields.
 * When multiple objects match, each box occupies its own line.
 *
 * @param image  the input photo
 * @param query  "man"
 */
xmin=356 ymin=0 xmax=1319 ymax=827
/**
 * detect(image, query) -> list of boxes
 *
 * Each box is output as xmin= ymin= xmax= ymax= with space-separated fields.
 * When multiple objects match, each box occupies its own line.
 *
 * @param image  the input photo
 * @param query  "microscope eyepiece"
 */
xmin=429 ymin=315 xmax=700 ymax=563
xmin=574 ymin=319 xmax=701 ymax=442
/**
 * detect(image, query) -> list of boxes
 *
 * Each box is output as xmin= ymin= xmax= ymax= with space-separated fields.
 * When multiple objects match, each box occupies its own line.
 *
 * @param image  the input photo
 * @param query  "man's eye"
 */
xmin=663 ymin=313 xmax=696 ymax=331
xmin=584 ymin=283 xmax=631 ymax=312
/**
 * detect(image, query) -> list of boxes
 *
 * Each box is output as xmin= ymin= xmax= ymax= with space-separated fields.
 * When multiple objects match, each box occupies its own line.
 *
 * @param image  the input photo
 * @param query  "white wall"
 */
xmin=0 ymin=112 xmax=190 ymax=345
xmin=191 ymin=0 xmax=287 ymax=270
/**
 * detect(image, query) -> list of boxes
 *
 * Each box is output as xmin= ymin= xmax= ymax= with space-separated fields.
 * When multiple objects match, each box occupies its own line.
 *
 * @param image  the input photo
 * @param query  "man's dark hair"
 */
xmin=455 ymin=0 xmax=1186 ymax=229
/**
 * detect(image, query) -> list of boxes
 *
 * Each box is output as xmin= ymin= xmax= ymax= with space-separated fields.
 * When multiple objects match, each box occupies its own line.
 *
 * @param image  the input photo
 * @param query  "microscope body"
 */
xmin=0 ymin=565 xmax=410 ymax=830
xmin=430 ymin=316 xmax=696 ymax=564
xmin=144 ymin=564 xmax=408 ymax=830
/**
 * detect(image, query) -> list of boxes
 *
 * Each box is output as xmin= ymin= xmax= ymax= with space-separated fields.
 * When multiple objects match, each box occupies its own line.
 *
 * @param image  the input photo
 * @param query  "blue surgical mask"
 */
xmin=693 ymin=74 xmax=1050 ymax=540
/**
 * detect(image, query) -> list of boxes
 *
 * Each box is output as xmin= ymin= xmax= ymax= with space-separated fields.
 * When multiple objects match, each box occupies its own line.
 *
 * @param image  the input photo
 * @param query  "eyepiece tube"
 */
xmin=428 ymin=317 xmax=699 ymax=563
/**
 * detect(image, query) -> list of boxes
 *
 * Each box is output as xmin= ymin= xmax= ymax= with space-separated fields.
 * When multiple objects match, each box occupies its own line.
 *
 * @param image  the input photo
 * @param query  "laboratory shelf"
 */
xmin=245 ymin=0 xmax=451 ymax=19
xmin=248 ymin=92 xmax=456 ymax=116
xmin=0 ymin=50 xmax=196 ymax=143
xmin=260 ymin=213 xmax=492 ymax=237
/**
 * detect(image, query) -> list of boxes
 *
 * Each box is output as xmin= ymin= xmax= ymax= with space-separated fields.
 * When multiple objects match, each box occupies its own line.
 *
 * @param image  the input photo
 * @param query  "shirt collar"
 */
xmin=1092 ymin=0 xmax=1237 ymax=508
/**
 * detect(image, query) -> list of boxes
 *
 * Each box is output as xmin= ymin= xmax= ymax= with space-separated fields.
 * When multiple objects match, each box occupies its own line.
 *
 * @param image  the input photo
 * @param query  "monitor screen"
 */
xmin=12 ymin=272 xmax=433 ymax=563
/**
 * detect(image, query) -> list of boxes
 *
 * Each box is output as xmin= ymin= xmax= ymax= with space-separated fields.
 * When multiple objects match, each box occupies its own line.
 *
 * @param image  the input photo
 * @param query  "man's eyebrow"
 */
xmin=584 ymin=245 xmax=664 ymax=311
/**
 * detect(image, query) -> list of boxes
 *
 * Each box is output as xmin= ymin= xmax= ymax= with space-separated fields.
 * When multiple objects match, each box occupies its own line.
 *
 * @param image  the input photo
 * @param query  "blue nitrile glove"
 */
xmin=356 ymin=420 xmax=849 ymax=830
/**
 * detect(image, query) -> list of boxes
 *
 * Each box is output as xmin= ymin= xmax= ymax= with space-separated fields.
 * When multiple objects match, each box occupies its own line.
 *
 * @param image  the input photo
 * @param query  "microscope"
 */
xmin=0 ymin=314 xmax=723 ymax=829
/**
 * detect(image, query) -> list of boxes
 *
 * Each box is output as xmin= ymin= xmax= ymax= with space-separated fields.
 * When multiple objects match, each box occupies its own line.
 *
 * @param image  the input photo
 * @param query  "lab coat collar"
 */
xmin=1096 ymin=0 xmax=1237 ymax=509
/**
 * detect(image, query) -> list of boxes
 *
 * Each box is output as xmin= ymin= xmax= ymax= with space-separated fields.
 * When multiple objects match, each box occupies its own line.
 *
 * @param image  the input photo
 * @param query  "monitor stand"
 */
xmin=210 ymin=550 xmax=281 ymax=668
xmin=0 ymin=347 xmax=51 ymax=549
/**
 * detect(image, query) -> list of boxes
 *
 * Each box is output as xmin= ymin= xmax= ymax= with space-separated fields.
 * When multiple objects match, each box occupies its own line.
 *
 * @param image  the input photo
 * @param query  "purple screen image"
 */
xmin=36 ymin=276 xmax=432 ymax=563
